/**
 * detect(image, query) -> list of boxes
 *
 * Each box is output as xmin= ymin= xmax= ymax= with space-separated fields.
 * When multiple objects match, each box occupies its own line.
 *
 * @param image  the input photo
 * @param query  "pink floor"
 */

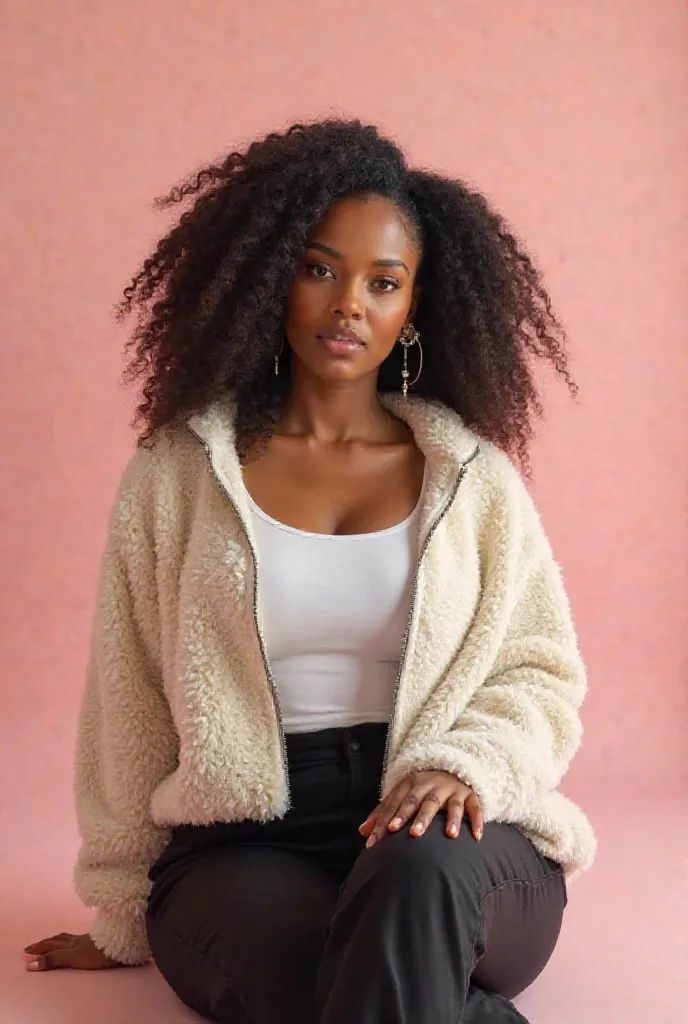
xmin=2 ymin=784 xmax=686 ymax=1024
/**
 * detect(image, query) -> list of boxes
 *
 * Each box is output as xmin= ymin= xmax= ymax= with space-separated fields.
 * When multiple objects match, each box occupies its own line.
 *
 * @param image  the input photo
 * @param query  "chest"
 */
xmin=242 ymin=440 xmax=426 ymax=536
xmin=174 ymin=472 xmax=484 ymax=752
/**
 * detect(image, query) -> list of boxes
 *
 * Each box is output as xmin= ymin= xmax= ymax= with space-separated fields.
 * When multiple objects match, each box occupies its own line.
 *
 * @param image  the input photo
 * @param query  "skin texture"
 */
xmin=23 ymin=934 xmax=121 ymax=971
xmin=243 ymin=194 xmax=426 ymax=535
xmin=359 ymin=772 xmax=483 ymax=848
xmin=23 ymin=193 xmax=484 ymax=972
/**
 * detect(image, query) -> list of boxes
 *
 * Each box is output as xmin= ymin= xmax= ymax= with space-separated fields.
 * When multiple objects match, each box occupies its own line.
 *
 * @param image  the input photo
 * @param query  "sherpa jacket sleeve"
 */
xmin=72 ymin=451 xmax=178 ymax=965
xmin=384 ymin=454 xmax=587 ymax=825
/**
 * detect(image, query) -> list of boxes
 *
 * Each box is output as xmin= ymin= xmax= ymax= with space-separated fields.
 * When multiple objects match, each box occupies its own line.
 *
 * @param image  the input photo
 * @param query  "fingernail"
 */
xmin=448 ymin=824 xmax=458 ymax=837
xmin=27 ymin=960 xmax=40 ymax=971
xmin=412 ymin=823 xmax=424 ymax=835
xmin=390 ymin=818 xmax=403 ymax=830
xmin=475 ymin=828 xmax=483 ymax=841
xmin=366 ymin=835 xmax=377 ymax=849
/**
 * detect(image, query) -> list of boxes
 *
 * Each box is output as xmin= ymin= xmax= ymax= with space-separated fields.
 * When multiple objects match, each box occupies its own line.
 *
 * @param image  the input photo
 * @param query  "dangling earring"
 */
xmin=398 ymin=323 xmax=422 ymax=398
xmin=274 ymin=337 xmax=285 ymax=376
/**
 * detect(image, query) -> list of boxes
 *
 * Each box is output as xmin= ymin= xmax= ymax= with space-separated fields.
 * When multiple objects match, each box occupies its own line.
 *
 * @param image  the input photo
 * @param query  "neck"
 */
xmin=279 ymin=369 xmax=393 ymax=444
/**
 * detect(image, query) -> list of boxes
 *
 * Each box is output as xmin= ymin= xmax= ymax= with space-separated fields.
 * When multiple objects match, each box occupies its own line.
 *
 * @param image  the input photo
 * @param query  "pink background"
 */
xmin=1 ymin=2 xmax=686 ymax=1022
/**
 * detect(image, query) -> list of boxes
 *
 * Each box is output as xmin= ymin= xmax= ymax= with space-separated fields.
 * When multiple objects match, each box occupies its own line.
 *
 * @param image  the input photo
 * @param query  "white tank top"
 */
xmin=246 ymin=487 xmax=422 ymax=734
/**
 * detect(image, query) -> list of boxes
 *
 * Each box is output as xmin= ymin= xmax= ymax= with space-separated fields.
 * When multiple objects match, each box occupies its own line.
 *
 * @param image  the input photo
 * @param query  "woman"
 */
xmin=23 ymin=119 xmax=595 ymax=1024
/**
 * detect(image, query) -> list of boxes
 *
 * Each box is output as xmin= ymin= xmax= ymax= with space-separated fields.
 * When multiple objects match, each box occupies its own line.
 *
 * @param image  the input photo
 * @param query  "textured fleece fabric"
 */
xmin=73 ymin=394 xmax=596 ymax=965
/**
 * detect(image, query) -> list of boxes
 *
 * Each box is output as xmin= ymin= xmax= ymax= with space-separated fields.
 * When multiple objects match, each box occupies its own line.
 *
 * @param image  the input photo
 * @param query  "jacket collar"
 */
xmin=187 ymin=394 xmax=480 ymax=543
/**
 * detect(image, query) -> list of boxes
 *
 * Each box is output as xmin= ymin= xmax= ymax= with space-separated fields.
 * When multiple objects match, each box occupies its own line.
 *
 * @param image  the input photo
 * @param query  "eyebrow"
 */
xmin=306 ymin=242 xmax=410 ymax=276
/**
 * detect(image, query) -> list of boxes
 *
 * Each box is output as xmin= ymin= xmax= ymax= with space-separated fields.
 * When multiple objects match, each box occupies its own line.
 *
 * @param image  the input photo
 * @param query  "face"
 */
xmin=283 ymin=195 xmax=422 ymax=386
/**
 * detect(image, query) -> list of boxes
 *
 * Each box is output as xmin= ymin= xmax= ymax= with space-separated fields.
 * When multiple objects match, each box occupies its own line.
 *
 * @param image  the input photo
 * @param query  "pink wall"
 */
xmin=1 ymin=0 xmax=686 ymax=840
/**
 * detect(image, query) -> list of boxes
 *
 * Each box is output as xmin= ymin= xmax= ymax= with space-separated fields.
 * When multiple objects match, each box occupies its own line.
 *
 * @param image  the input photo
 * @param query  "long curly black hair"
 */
xmin=118 ymin=118 xmax=575 ymax=465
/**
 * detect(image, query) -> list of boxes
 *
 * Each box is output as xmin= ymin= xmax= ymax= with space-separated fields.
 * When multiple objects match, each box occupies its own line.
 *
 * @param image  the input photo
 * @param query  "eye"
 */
xmin=304 ymin=262 xmax=335 ymax=280
xmin=372 ymin=277 xmax=402 ymax=293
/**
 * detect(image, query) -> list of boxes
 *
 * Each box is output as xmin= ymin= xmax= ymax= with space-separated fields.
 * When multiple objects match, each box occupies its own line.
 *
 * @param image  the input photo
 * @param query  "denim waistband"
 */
xmin=285 ymin=722 xmax=388 ymax=765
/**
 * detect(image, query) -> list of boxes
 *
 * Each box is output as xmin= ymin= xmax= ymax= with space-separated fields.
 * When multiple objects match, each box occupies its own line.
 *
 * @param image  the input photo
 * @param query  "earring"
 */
xmin=274 ymin=337 xmax=285 ymax=376
xmin=398 ymin=323 xmax=422 ymax=398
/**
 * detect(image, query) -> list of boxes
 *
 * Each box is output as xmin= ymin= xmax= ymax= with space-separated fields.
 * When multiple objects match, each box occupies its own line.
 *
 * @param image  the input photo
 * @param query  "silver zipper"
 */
xmin=187 ymin=426 xmax=292 ymax=807
xmin=380 ymin=445 xmax=480 ymax=791
xmin=189 ymin=423 xmax=479 ymax=809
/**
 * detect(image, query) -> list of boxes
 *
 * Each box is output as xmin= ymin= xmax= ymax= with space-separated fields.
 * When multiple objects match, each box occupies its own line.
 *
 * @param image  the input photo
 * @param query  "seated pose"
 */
xmin=24 ymin=119 xmax=595 ymax=1024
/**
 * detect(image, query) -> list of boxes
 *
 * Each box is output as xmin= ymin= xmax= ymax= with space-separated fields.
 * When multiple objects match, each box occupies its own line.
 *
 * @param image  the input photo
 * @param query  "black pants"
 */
xmin=147 ymin=724 xmax=566 ymax=1024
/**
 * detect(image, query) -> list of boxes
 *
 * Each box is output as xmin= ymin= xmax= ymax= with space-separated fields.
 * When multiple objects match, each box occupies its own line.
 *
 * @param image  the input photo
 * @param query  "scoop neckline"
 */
xmin=244 ymin=466 xmax=426 ymax=541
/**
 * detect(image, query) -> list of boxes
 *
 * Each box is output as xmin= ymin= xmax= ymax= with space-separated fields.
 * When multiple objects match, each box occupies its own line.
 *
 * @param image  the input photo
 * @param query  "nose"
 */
xmin=331 ymin=279 xmax=365 ymax=321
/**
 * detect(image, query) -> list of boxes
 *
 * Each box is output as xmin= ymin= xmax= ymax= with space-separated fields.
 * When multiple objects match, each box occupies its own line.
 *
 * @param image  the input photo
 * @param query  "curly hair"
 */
xmin=118 ymin=118 xmax=575 ymax=465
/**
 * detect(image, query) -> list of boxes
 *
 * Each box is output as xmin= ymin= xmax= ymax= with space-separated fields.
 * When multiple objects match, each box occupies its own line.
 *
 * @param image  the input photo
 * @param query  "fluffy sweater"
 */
xmin=73 ymin=394 xmax=596 ymax=965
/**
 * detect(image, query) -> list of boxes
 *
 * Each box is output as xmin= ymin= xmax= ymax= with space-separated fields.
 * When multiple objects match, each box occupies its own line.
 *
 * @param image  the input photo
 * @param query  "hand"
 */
xmin=23 ymin=932 xmax=128 ymax=972
xmin=359 ymin=770 xmax=484 ymax=849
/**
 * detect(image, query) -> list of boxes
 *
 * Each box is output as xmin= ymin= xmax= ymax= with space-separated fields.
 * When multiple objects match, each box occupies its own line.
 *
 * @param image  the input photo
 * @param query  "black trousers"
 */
xmin=147 ymin=724 xmax=566 ymax=1024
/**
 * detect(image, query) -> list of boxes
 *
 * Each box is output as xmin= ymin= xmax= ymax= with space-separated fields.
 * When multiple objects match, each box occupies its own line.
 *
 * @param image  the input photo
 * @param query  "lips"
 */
xmin=316 ymin=327 xmax=367 ymax=357
xmin=318 ymin=328 xmax=366 ymax=346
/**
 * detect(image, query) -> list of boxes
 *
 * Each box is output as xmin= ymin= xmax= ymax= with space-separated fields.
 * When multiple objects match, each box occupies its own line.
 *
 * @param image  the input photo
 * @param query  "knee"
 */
xmin=348 ymin=817 xmax=479 ymax=900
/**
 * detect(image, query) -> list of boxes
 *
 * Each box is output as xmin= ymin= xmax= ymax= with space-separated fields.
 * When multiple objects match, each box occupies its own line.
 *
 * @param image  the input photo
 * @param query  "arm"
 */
xmin=385 ymin=467 xmax=586 ymax=824
xmin=73 ymin=453 xmax=178 ymax=965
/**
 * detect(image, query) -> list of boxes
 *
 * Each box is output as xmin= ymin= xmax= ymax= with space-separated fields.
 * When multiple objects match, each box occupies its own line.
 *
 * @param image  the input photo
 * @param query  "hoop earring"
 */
xmin=274 ymin=337 xmax=285 ymax=376
xmin=398 ymin=323 xmax=422 ymax=398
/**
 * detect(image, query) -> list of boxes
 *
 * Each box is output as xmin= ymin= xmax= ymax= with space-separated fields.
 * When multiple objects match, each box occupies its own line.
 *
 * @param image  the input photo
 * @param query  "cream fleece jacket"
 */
xmin=73 ymin=394 xmax=596 ymax=965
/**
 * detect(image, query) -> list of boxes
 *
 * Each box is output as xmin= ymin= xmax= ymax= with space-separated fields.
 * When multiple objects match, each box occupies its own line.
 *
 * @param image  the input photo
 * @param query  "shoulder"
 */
xmin=469 ymin=440 xmax=528 ymax=508
xmin=422 ymin=400 xmax=530 ymax=507
xmin=426 ymin=404 xmax=550 ymax=558
xmin=109 ymin=422 xmax=207 ymax=534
